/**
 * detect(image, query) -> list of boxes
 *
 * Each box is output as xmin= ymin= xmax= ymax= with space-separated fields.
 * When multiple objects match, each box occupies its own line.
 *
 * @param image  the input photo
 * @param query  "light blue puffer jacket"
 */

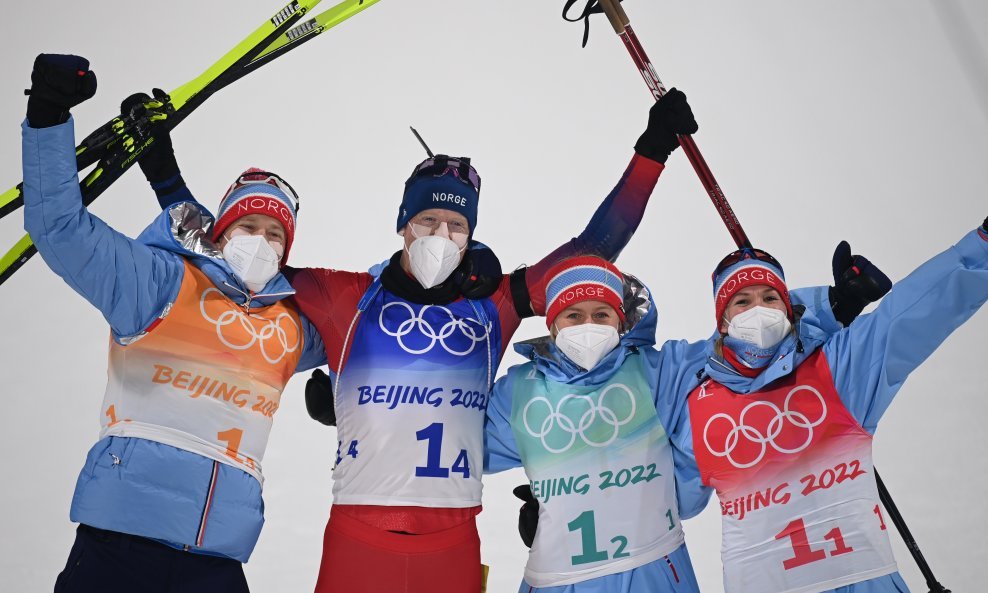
xmin=22 ymin=117 xmax=326 ymax=561
xmin=484 ymin=274 xmax=839 ymax=593
xmin=671 ymin=228 xmax=988 ymax=593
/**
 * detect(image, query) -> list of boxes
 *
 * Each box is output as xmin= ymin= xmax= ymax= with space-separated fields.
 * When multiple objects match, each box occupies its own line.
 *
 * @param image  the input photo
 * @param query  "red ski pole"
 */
xmin=594 ymin=8 xmax=953 ymax=589
xmin=598 ymin=0 xmax=751 ymax=249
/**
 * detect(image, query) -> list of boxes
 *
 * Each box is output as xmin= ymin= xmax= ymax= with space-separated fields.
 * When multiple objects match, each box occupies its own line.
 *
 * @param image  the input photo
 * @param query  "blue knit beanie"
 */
xmin=396 ymin=156 xmax=480 ymax=233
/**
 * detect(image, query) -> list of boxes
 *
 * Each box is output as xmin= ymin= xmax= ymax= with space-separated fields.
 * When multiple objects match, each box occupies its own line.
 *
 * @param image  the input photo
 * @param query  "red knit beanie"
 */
xmin=213 ymin=168 xmax=299 ymax=264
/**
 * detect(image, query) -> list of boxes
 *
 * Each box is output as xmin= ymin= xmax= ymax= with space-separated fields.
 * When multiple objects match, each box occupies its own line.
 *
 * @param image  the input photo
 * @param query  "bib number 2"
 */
xmin=415 ymin=422 xmax=470 ymax=479
xmin=568 ymin=510 xmax=629 ymax=566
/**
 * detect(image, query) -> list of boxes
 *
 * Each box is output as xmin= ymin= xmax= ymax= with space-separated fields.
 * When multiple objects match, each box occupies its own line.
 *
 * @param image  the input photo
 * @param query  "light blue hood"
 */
xmin=137 ymin=200 xmax=296 ymax=308
xmin=703 ymin=300 xmax=837 ymax=394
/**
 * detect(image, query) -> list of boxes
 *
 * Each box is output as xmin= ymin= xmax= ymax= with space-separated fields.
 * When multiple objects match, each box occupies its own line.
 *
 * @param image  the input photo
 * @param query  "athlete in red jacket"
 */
xmin=289 ymin=90 xmax=699 ymax=593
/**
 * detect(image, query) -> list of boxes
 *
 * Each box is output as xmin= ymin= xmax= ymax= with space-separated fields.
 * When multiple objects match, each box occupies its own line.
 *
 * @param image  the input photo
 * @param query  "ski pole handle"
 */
xmin=597 ymin=0 xmax=751 ymax=248
xmin=599 ymin=0 xmax=627 ymax=34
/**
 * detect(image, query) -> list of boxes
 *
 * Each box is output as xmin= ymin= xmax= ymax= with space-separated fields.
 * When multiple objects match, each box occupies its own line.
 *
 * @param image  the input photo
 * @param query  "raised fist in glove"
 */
xmin=829 ymin=241 xmax=893 ymax=327
xmin=634 ymin=88 xmax=698 ymax=164
xmin=305 ymin=368 xmax=337 ymax=426
xmin=26 ymin=54 xmax=97 ymax=128
xmin=513 ymin=484 xmax=540 ymax=548
xmin=120 ymin=89 xmax=180 ymax=185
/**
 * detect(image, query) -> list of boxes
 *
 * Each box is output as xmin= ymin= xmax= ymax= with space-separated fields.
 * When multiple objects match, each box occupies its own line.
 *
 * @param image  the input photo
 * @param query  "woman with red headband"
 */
xmin=676 ymin=223 xmax=988 ymax=593
xmin=483 ymin=253 xmax=864 ymax=593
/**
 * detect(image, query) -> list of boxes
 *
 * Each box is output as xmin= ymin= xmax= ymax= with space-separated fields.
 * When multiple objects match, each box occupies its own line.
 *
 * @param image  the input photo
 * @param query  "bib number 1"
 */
xmin=568 ymin=510 xmax=629 ymax=566
xmin=217 ymin=427 xmax=256 ymax=470
xmin=775 ymin=518 xmax=854 ymax=570
xmin=415 ymin=422 xmax=470 ymax=479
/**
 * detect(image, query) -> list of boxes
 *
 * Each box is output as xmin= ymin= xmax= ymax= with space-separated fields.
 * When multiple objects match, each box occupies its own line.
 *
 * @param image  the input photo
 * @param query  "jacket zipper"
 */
xmin=194 ymin=461 xmax=220 ymax=548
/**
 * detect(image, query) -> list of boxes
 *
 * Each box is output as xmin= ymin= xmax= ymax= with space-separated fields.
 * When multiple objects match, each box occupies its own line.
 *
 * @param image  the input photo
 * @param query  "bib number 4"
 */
xmin=415 ymin=422 xmax=470 ymax=479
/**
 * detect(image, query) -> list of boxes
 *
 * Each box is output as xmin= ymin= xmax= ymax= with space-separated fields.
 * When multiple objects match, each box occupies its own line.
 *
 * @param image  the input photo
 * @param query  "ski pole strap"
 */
xmin=562 ymin=0 xmax=624 ymax=47
xmin=874 ymin=469 xmax=951 ymax=593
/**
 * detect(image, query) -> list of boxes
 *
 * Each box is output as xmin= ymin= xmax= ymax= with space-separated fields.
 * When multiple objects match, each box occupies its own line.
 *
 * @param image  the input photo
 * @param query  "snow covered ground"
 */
xmin=1 ymin=1 xmax=986 ymax=591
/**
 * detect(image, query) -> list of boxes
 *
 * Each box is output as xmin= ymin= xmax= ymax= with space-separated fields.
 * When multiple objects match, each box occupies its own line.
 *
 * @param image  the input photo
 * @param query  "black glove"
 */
xmin=513 ymin=484 xmax=539 ymax=548
xmin=454 ymin=243 xmax=503 ymax=300
xmin=981 ymin=216 xmax=988 ymax=234
xmin=634 ymin=88 xmax=698 ymax=164
xmin=305 ymin=368 xmax=337 ymax=426
xmin=26 ymin=54 xmax=97 ymax=128
xmin=829 ymin=241 xmax=892 ymax=327
xmin=120 ymin=89 xmax=181 ymax=185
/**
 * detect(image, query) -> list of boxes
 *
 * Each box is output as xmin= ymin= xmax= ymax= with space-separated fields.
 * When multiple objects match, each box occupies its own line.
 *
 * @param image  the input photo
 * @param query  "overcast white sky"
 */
xmin=1 ymin=1 xmax=986 ymax=592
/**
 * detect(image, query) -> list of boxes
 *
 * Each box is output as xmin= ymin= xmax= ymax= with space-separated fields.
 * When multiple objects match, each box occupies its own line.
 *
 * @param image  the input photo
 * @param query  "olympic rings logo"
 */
xmin=199 ymin=288 xmax=300 ymax=364
xmin=522 ymin=384 xmax=638 ymax=454
xmin=703 ymin=386 xmax=827 ymax=469
xmin=379 ymin=302 xmax=488 ymax=356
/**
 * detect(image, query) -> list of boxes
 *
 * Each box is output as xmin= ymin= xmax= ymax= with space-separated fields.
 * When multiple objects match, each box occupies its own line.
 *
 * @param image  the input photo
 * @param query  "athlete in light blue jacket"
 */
xmin=484 ymin=255 xmax=853 ymax=593
xmin=22 ymin=54 xmax=325 ymax=592
xmin=675 ymin=223 xmax=988 ymax=593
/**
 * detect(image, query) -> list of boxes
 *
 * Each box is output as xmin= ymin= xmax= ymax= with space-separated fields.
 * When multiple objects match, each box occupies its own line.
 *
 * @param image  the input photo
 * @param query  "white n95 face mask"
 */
xmin=726 ymin=306 xmax=792 ymax=349
xmin=222 ymin=234 xmax=281 ymax=293
xmin=407 ymin=235 xmax=464 ymax=289
xmin=554 ymin=324 xmax=620 ymax=371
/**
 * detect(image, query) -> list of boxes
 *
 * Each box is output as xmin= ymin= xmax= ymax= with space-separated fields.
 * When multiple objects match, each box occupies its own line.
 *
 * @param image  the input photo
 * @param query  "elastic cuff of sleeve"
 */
xmin=26 ymin=104 xmax=69 ymax=129
xmin=629 ymin=152 xmax=667 ymax=174
xmin=509 ymin=267 xmax=535 ymax=319
xmin=978 ymin=226 xmax=988 ymax=242
xmin=633 ymin=145 xmax=671 ymax=164
xmin=151 ymin=173 xmax=185 ymax=197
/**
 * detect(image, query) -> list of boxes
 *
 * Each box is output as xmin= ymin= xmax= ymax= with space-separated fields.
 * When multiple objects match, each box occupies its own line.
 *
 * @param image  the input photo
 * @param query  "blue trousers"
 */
xmin=827 ymin=572 xmax=910 ymax=593
xmin=54 ymin=524 xmax=249 ymax=593
xmin=518 ymin=543 xmax=700 ymax=593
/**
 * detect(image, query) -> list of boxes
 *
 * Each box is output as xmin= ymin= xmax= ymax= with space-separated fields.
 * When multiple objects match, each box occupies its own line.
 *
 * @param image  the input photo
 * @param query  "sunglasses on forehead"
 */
xmin=406 ymin=154 xmax=481 ymax=193
xmin=714 ymin=247 xmax=785 ymax=277
xmin=235 ymin=170 xmax=300 ymax=213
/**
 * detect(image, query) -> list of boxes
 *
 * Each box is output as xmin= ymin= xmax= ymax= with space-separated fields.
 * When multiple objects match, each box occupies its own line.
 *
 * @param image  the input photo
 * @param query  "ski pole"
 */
xmin=596 ymin=0 xmax=750 ymax=249
xmin=590 ymin=4 xmax=953 ymax=591
xmin=0 ymin=0 xmax=381 ymax=286
xmin=875 ymin=469 xmax=952 ymax=593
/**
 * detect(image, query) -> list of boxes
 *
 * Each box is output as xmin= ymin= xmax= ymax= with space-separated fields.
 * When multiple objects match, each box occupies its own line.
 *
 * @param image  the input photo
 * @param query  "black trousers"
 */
xmin=54 ymin=524 xmax=250 ymax=593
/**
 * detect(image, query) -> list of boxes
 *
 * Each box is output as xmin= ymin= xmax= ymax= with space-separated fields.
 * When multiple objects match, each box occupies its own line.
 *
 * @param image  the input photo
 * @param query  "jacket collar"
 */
xmin=703 ymin=304 xmax=830 ymax=393
xmin=136 ymin=200 xmax=295 ymax=308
